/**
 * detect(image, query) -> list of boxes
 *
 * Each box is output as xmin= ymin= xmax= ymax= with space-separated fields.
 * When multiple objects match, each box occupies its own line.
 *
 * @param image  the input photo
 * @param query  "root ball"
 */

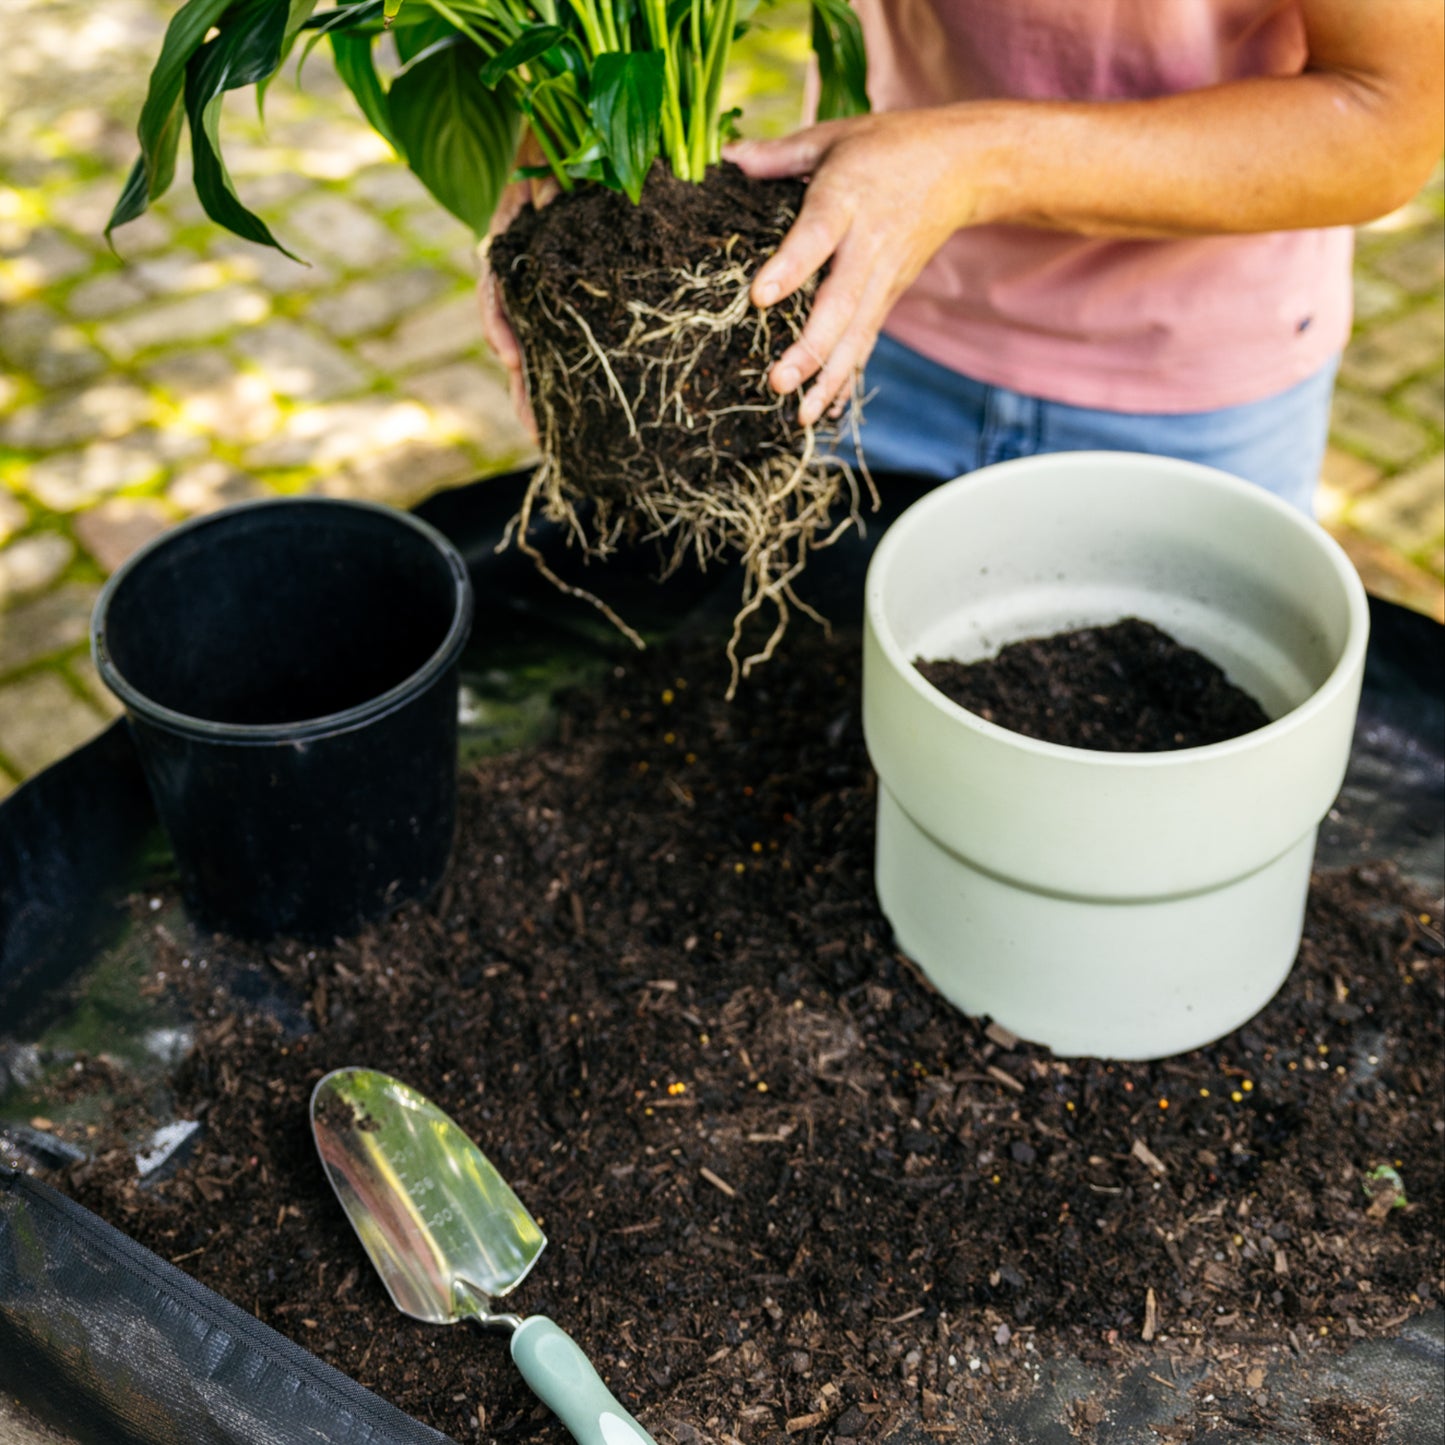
xmin=490 ymin=163 xmax=873 ymax=696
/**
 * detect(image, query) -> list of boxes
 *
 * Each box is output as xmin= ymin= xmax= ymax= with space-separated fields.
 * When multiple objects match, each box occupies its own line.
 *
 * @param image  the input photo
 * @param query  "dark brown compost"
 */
xmin=48 ymin=624 xmax=1443 ymax=1443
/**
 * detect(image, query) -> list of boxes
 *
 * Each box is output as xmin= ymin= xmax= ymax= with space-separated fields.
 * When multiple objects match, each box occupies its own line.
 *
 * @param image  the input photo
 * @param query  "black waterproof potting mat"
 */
xmin=1 ymin=468 xmax=1442 ymax=1444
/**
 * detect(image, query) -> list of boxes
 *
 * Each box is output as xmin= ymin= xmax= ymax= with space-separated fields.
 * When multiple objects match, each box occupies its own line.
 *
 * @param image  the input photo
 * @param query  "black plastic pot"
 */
xmin=91 ymin=498 xmax=473 ymax=941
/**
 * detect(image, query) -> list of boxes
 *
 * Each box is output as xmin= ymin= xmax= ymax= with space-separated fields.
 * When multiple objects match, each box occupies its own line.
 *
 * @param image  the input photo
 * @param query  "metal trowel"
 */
xmin=311 ymin=1067 xmax=655 ymax=1445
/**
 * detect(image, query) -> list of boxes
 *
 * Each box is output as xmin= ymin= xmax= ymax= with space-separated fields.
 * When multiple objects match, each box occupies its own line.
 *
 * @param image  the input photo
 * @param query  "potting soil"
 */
xmin=47 ymin=624 xmax=1444 ymax=1442
xmin=916 ymin=618 xmax=1272 ymax=750
xmin=490 ymin=164 xmax=869 ymax=695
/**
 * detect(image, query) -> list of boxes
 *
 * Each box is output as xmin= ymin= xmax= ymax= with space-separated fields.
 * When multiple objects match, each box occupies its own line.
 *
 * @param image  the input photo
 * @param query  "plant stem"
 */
xmin=524 ymin=109 xmax=576 ymax=189
xmin=417 ymin=0 xmax=507 ymax=50
xmin=598 ymin=0 xmax=620 ymax=52
xmin=564 ymin=0 xmax=609 ymax=57
xmin=642 ymin=0 xmax=690 ymax=178
xmin=701 ymin=0 xmax=735 ymax=163
xmin=687 ymin=0 xmax=708 ymax=178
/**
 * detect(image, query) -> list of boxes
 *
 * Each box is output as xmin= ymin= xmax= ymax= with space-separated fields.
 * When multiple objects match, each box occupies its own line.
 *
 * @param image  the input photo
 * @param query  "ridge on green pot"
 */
xmin=109 ymin=0 xmax=869 ymax=252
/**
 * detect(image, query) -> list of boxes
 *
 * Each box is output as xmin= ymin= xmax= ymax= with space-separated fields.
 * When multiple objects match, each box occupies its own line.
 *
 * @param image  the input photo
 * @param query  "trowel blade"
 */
xmin=310 ymin=1067 xmax=546 ymax=1325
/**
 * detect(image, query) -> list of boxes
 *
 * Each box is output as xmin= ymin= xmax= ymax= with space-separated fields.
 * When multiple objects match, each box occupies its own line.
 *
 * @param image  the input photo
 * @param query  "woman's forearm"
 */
xmin=963 ymin=72 xmax=1442 ymax=240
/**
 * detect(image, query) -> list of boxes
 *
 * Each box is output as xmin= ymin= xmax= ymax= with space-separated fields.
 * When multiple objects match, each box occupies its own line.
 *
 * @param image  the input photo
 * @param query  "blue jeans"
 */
xmin=839 ymin=334 xmax=1340 ymax=515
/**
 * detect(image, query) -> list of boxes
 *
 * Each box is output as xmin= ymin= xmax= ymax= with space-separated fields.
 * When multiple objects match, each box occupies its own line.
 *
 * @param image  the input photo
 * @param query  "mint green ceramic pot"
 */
xmin=862 ymin=452 xmax=1369 ymax=1060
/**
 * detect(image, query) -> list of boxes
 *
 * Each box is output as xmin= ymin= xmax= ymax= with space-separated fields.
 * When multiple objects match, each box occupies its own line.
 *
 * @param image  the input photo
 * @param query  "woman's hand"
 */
xmin=725 ymin=110 xmax=991 ymax=425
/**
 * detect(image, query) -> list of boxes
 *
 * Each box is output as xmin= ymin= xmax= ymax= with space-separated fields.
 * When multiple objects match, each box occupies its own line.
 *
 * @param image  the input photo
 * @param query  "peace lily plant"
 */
xmin=110 ymin=0 xmax=868 ymax=250
xmin=115 ymin=0 xmax=872 ymax=696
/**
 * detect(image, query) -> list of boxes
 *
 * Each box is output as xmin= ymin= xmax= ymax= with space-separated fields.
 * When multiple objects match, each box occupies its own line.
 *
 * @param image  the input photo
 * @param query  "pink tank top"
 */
xmin=854 ymin=0 xmax=1354 ymax=412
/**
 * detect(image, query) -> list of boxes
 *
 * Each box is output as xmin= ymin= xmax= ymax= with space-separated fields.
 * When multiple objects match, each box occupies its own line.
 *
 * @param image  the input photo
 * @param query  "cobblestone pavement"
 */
xmin=0 ymin=0 xmax=1441 ymax=798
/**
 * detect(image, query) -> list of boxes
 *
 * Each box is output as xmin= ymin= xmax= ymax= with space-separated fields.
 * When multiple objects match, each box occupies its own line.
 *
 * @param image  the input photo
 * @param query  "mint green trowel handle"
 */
xmin=510 ymin=1316 xmax=656 ymax=1445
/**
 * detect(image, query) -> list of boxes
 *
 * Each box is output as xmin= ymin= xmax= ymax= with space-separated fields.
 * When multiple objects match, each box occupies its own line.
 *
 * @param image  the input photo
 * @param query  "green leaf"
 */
xmin=297 ymin=0 xmax=384 ymax=75
xmin=108 ymin=158 xmax=152 ymax=243
xmin=810 ymin=0 xmax=869 ymax=120
xmin=544 ymin=34 xmax=589 ymax=81
xmin=184 ymin=0 xmax=300 ymax=256
xmin=478 ymin=24 xmax=566 ymax=88
xmin=514 ymin=70 xmax=590 ymax=175
xmin=394 ymin=10 xmax=458 ymax=61
xmin=387 ymin=35 xmax=520 ymax=234
xmin=565 ymin=157 xmax=610 ymax=184
xmin=284 ymin=0 xmax=323 ymax=36
xmin=383 ymin=0 xmax=406 ymax=19
xmin=107 ymin=0 xmax=234 ymax=236
xmin=297 ymin=0 xmax=442 ymax=60
xmin=259 ymin=0 xmax=320 ymax=115
xmin=560 ymin=133 xmax=604 ymax=167
xmin=331 ymin=31 xmax=397 ymax=147
xmin=193 ymin=0 xmax=296 ymax=100
xmin=299 ymin=0 xmax=385 ymax=32
xmin=589 ymin=50 xmax=664 ymax=205
xmin=528 ymin=68 xmax=587 ymax=120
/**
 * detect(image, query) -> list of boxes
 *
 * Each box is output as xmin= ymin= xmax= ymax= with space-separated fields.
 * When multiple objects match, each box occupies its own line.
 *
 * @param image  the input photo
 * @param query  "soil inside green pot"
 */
xmin=917 ymin=617 xmax=1272 ymax=751
xmin=43 ymin=624 xmax=1442 ymax=1443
